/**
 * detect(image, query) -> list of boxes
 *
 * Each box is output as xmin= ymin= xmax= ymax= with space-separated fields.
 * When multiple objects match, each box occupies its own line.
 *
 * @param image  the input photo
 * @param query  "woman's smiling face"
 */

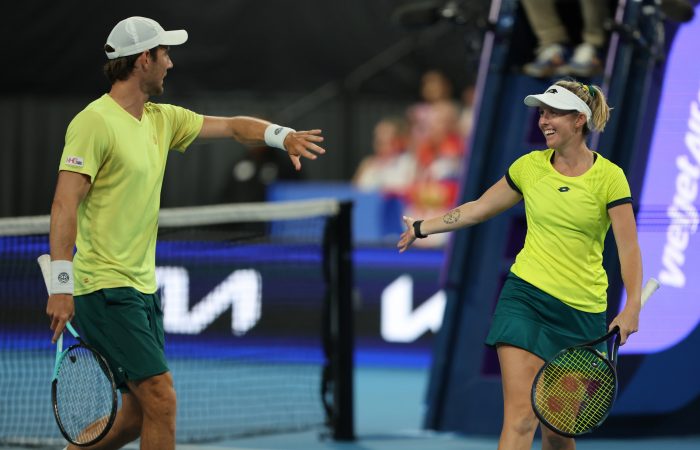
xmin=538 ymin=106 xmax=586 ymax=150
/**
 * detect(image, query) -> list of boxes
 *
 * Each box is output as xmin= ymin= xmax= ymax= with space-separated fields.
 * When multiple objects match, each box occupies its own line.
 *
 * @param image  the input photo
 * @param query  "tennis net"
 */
xmin=0 ymin=199 xmax=354 ymax=445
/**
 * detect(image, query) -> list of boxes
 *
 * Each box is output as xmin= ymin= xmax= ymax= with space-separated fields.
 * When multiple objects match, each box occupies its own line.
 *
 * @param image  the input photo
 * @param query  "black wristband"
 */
xmin=413 ymin=220 xmax=427 ymax=239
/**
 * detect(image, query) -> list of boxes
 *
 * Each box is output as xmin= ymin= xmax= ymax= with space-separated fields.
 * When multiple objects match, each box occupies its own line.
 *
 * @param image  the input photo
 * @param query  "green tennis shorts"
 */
xmin=485 ymin=272 xmax=607 ymax=361
xmin=73 ymin=287 xmax=169 ymax=392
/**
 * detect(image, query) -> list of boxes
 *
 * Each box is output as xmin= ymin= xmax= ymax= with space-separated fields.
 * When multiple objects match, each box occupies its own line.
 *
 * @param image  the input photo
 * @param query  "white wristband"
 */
xmin=50 ymin=260 xmax=74 ymax=295
xmin=264 ymin=124 xmax=295 ymax=151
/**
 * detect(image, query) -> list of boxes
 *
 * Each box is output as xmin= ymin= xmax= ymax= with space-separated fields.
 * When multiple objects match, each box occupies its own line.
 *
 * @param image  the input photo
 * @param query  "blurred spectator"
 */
xmin=222 ymin=145 xmax=302 ymax=203
xmin=521 ymin=0 xmax=610 ymax=78
xmin=353 ymin=116 xmax=415 ymax=195
xmin=406 ymin=100 xmax=464 ymax=246
xmin=398 ymin=69 xmax=470 ymax=246
xmin=407 ymin=69 xmax=457 ymax=147
xmin=412 ymin=101 xmax=463 ymax=205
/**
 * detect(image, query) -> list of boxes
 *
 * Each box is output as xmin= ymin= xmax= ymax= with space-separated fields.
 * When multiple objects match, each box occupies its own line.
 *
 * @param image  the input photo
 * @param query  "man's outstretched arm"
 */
xmin=198 ymin=116 xmax=325 ymax=170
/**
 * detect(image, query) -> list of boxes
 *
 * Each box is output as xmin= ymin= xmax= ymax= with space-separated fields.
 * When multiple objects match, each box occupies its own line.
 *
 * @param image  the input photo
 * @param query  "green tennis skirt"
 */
xmin=485 ymin=272 xmax=607 ymax=361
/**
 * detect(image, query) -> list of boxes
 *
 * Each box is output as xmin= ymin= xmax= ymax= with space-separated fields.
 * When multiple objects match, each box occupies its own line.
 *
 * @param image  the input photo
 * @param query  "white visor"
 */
xmin=524 ymin=85 xmax=592 ymax=128
xmin=105 ymin=16 xmax=188 ymax=59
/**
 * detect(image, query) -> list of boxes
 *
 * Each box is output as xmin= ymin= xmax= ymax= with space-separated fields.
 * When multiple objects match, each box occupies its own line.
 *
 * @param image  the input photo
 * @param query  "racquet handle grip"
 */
xmin=597 ymin=278 xmax=661 ymax=344
xmin=38 ymin=254 xmax=79 ymax=339
xmin=641 ymin=278 xmax=660 ymax=307
xmin=38 ymin=254 xmax=52 ymax=294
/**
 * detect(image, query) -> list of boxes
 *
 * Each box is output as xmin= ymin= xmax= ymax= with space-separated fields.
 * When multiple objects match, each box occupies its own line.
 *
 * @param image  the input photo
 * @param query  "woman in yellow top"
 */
xmin=398 ymin=80 xmax=643 ymax=450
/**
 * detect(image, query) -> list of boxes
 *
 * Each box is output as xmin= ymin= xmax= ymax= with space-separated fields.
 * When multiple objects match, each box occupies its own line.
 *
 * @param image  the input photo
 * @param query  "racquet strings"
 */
xmin=54 ymin=346 xmax=115 ymax=444
xmin=533 ymin=348 xmax=616 ymax=435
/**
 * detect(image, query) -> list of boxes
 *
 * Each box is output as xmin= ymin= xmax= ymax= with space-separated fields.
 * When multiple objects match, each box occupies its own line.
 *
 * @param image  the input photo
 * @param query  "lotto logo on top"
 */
xmin=65 ymin=156 xmax=84 ymax=167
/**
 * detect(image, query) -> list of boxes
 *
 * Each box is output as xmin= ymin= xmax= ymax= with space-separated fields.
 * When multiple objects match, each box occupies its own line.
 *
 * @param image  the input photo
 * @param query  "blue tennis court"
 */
xmin=210 ymin=366 xmax=700 ymax=450
xmin=3 ymin=366 xmax=697 ymax=450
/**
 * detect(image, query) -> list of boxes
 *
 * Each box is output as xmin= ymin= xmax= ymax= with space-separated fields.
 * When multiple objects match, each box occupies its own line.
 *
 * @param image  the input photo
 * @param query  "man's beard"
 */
xmin=144 ymin=77 xmax=165 ymax=96
xmin=147 ymin=83 xmax=164 ymax=96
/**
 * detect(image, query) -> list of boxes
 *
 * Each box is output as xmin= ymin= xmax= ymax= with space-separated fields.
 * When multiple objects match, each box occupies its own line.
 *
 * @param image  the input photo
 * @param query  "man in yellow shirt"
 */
xmin=45 ymin=16 xmax=326 ymax=450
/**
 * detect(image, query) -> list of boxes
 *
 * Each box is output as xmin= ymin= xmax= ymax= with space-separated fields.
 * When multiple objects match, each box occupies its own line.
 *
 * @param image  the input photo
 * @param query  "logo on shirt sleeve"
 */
xmin=65 ymin=156 xmax=84 ymax=167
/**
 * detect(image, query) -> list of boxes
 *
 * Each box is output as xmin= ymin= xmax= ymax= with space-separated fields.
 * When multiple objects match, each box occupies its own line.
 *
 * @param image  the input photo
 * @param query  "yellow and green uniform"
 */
xmin=58 ymin=94 xmax=203 ymax=295
xmin=485 ymin=149 xmax=631 ymax=361
xmin=58 ymin=94 xmax=203 ymax=387
xmin=505 ymin=149 xmax=632 ymax=313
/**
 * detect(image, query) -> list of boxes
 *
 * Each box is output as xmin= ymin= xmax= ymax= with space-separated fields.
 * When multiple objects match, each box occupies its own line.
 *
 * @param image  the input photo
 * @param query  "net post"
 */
xmin=324 ymin=200 xmax=355 ymax=441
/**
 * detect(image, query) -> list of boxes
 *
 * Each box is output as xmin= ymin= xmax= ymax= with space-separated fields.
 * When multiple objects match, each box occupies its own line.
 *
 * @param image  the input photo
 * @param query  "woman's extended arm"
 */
xmin=398 ymin=176 xmax=522 ymax=252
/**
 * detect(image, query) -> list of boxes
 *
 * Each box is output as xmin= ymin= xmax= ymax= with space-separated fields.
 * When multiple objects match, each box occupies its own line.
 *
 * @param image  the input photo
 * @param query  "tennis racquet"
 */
xmin=531 ymin=278 xmax=660 ymax=437
xmin=38 ymin=254 xmax=118 ymax=446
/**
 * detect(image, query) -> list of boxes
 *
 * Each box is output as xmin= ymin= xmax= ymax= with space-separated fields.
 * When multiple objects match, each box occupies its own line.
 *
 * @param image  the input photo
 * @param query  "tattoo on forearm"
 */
xmin=443 ymin=208 xmax=461 ymax=225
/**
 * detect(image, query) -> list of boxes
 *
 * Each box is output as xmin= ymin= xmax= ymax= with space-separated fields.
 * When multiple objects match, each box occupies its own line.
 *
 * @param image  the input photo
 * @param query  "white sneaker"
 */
xmin=523 ymin=44 xmax=567 ymax=78
xmin=558 ymin=43 xmax=602 ymax=77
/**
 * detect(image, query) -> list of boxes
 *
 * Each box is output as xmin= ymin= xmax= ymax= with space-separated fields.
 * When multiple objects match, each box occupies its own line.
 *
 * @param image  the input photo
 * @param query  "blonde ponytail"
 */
xmin=555 ymin=80 xmax=611 ymax=134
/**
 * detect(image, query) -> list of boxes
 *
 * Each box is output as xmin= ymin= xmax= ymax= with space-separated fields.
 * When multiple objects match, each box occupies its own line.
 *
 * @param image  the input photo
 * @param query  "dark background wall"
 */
xmin=1 ymin=0 xmax=489 ymax=217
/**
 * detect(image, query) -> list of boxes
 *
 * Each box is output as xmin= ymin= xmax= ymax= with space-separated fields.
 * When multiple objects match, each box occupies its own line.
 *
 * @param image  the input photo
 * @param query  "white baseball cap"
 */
xmin=105 ymin=16 xmax=188 ymax=59
xmin=523 ymin=85 xmax=592 ymax=128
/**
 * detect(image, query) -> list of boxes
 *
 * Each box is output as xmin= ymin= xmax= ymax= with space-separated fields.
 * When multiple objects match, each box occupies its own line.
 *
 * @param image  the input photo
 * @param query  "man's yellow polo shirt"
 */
xmin=58 ymin=94 xmax=203 ymax=295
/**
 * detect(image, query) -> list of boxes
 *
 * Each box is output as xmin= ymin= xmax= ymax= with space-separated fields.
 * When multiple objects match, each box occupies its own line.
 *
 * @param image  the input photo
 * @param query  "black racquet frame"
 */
xmin=39 ymin=254 xmax=118 ymax=446
xmin=51 ymin=323 xmax=118 ymax=446
xmin=532 ymin=327 xmax=621 ymax=437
